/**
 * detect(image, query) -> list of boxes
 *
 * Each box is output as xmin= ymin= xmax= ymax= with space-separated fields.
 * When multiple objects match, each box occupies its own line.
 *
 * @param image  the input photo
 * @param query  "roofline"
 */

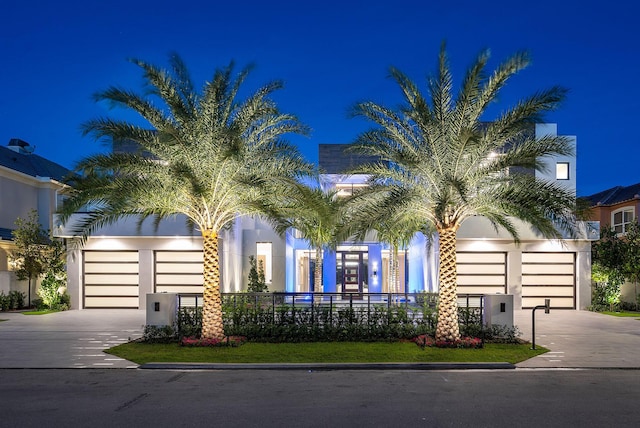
xmin=0 ymin=164 xmax=68 ymax=188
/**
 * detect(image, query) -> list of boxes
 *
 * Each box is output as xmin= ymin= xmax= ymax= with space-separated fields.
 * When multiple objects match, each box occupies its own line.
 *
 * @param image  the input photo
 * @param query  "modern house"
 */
xmin=0 ymin=139 xmax=71 ymax=301
xmin=56 ymin=123 xmax=598 ymax=310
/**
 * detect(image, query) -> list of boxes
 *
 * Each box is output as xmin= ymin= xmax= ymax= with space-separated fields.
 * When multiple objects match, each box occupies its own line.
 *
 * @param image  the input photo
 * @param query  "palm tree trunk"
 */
xmin=435 ymin=227 xmax=461 ymax=342
xmin=314 ymin=247 xmax=323 ymax=292
xmin=201 ymin=229 xmax=224 ymax=339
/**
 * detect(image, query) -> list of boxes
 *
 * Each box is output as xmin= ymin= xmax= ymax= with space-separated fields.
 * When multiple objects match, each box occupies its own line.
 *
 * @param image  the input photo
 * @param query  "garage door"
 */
xmin=155 ymin=251 xmax=204 ymax=305
xmin=522 ymin=252 xmax=575 ymax=309
xmin=456 ymin=252 xmax=507 ymax=295
xmin=83 ymin=251 xmax=139 ymax=308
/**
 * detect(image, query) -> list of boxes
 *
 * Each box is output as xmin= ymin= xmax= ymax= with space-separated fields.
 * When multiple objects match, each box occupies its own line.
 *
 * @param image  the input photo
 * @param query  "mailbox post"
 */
xmin=531 ymin=298 xmax=550 ymax=350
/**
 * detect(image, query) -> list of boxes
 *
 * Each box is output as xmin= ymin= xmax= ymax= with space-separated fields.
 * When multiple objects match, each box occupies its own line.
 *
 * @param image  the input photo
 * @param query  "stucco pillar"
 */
xmin=507 ymin=249 xmax=523 ymax=309
xmin=138 ymin=249 xmax=154 ymax=309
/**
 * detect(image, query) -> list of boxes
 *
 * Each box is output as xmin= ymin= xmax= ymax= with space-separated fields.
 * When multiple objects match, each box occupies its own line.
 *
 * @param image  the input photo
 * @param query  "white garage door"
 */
xmin=83 ymin=251 xmax=139 ymax=308
xmin=155 ymin=251 xmax=204 ymax=305
xmin=456 ymin=252 xmax=507 ymax=296
xmin=522 ymin=252 xmax=575 ymax=309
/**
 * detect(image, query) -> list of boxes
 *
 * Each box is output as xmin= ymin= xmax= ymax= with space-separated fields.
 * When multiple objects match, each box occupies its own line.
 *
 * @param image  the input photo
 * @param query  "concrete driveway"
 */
xmin=514 ymin=308 xmax=640 ymax=368
xmin=0 ymin=309 xmax=144 ymax=368
xmin=1 ymin=307 xmax=639 ymax=369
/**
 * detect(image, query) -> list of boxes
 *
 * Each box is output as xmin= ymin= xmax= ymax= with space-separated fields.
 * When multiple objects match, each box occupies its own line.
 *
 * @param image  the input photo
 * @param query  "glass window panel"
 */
xmin=556 ymin=162 xmax=569 ymax=180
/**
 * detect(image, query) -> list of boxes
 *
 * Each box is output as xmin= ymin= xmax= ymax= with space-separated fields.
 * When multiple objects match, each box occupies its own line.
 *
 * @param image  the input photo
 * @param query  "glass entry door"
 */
xmin=336 ymin=251 xmax=368 ymax=294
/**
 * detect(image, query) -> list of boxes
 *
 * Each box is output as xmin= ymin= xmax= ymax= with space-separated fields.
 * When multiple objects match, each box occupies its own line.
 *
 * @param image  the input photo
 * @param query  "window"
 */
xmin=612 ymin=207 xmax=635 ymax=234
xmin=256 ymin=242 xmax=272 ymax=284
xmin=556 ymin=162 xmax=570 ymax=180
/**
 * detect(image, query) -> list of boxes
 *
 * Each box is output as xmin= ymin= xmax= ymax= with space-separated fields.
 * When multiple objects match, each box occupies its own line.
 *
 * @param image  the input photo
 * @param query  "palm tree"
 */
xmin=345 ymin=190 xmax=426 ymax=294
xmin=350 ymin=45 xmax=577 ymax=342
xmin=60 ymin=54 xmax=311 ymax=339
xmin=266 ymin=182 xmax=348 ymax=292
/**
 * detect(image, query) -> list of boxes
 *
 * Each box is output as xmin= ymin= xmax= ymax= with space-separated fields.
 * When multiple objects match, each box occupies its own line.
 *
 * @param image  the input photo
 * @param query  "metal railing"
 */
xmin=177 ymin=292 xmax=484 ymax=323
xmin=178 ymin=291 xmax=483 ymax=309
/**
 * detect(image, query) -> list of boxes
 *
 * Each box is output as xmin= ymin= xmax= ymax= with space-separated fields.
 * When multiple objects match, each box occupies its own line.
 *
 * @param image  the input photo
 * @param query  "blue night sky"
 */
xmin=1 ymin=0 xmax=638 ymax=197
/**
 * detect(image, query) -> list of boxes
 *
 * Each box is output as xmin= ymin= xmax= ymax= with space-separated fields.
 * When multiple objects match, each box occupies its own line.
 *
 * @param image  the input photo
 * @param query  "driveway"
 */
xmin=0 ymin=309 xmax=144 ymax=368
xmin=514 ymin=308 xmax=640 ymax=368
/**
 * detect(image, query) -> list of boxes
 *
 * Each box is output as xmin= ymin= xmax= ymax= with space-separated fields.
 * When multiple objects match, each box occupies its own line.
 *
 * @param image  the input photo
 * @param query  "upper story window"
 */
xmin=612 ymin=207 xmax=635 ymax=234
xmin=556 ymin=162 xmax=570 ymax=180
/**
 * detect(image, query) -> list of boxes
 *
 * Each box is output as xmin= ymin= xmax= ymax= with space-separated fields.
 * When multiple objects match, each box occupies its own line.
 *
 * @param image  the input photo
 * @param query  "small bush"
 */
xmin=142 ymin=325 xmax=177 ymax=343
xmin=180 ymin=336 xmax=246 ymax=347
xmin=483 ymin=324 xmax=523 ymax=344
xmin=411 ymin=334 xmax=483 ymax=349
xmin=0 ymin=292 xmax=9 ymax=311
xmin=8 ymin=291 xmax=25 ymax=310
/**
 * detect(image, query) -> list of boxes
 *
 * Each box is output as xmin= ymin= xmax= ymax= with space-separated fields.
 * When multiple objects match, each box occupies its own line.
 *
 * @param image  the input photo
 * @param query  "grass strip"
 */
xmin=22 ymin=310 xmax=60 ymax=315
xmin=601 ymin=311 xmax=640 ymax=318
xmin=106 ymin=341 xmax=546 ymax=365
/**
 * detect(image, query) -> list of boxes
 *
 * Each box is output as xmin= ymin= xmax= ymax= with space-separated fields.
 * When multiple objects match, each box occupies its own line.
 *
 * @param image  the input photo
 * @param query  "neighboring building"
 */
xmin=0 ymin=138 xmax=71 ymax=300
xmin=584 ymin=183 xmax=640 ymax=235
xmin=57 ymin=123 xmax=598 ymax=310
xmin=584 ymin=182 xmax=640 ymax=303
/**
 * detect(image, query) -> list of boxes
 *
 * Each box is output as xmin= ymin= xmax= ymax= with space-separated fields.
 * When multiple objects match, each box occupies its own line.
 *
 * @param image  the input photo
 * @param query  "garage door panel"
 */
xmin=458 ymin=286 xmax=505 ymax=295
xmin=84 ymin=297 xmax=139 ymax=308
xmin=522 ymin=275 xmax=574 ymax=286
xmin=156 ymin=285 xmax=204 ymax=293
xmin=522 ymin=264 xmax=574 ymax=275
xmin=521 ymin=286 xmax=574 ymax=297
xmin=457 ymin=275 xmax=506 ymax=286
xmin=84 ymin=252 xmax=138 ymax=262
xmin=457 ymin=264 xmax=505 ymax=274
xmin=522 ymin=252 xmax=575 ymax=309
xmin=156 ymin=264 xmax=202 ymax=274
xmin=156 ymin=274 xmax=204 ymax=285
xmin=456 ymin=252 xmax=507 ymax=295
xmin=154 ymin=251 xmax=204 ymax=294
xmin=457 ymin=253 xmax=505 ymax=263
xmin=84 ymin=285 xmax=139 ymax=296
xmin=155 ymin=251 xmax=203 ymax=262
xmin=83 ymin=251 xmax=139 ymax=309
xmin=523 ymin=253 xmax=574 ymax=264
xmin=84 ymin=274 xmax=139 ymax=285
xmin=522 ymin=297 xmax=574 ymax=309
xmin=84 ymin=263 xmax=139 ymax=274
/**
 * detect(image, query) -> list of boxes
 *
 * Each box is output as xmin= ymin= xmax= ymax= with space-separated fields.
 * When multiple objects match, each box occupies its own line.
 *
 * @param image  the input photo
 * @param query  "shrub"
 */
xmin=37 ymin=271 xmax=69 ymax=311
xmin=180 ymin=336 xmax=246 ymax=347
xmin=8 ymin=291 xmax=25 ymax=310
xmin=142 ymin=325 xmax=177 ymax=343
xmin=411 ymin=334 xmax=483 ymax=349
xmin=0 ymin=292 xmax=9 ymax=311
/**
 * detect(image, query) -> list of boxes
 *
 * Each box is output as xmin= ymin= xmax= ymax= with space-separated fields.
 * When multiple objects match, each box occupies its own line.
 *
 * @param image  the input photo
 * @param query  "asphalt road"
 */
xmin=1 ymin=368 xmax=639 ymax=427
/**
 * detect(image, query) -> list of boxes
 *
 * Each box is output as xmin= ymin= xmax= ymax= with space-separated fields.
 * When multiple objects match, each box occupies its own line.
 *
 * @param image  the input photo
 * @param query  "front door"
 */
xmin=339 ymin=252 xmax=365 ymax=294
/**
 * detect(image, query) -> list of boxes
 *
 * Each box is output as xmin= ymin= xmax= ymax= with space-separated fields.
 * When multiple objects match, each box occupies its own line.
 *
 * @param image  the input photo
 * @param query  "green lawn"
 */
xmin=106 ymin=341 xmax=546 ymax=365
xmin=22 ymin=310 xmax=61 ymax=315
xmin=601 ymin=311 xmax=640 ymax=318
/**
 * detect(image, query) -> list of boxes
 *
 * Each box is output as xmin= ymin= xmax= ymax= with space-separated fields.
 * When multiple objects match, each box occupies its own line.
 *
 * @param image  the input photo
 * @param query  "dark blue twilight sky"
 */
xmin=1 ymin=0 xmax=638 ymax=196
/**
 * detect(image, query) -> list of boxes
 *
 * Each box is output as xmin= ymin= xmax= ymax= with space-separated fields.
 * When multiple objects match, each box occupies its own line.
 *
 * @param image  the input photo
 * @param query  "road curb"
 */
xmin=139 ymin=362 xmax=516 ymax=370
